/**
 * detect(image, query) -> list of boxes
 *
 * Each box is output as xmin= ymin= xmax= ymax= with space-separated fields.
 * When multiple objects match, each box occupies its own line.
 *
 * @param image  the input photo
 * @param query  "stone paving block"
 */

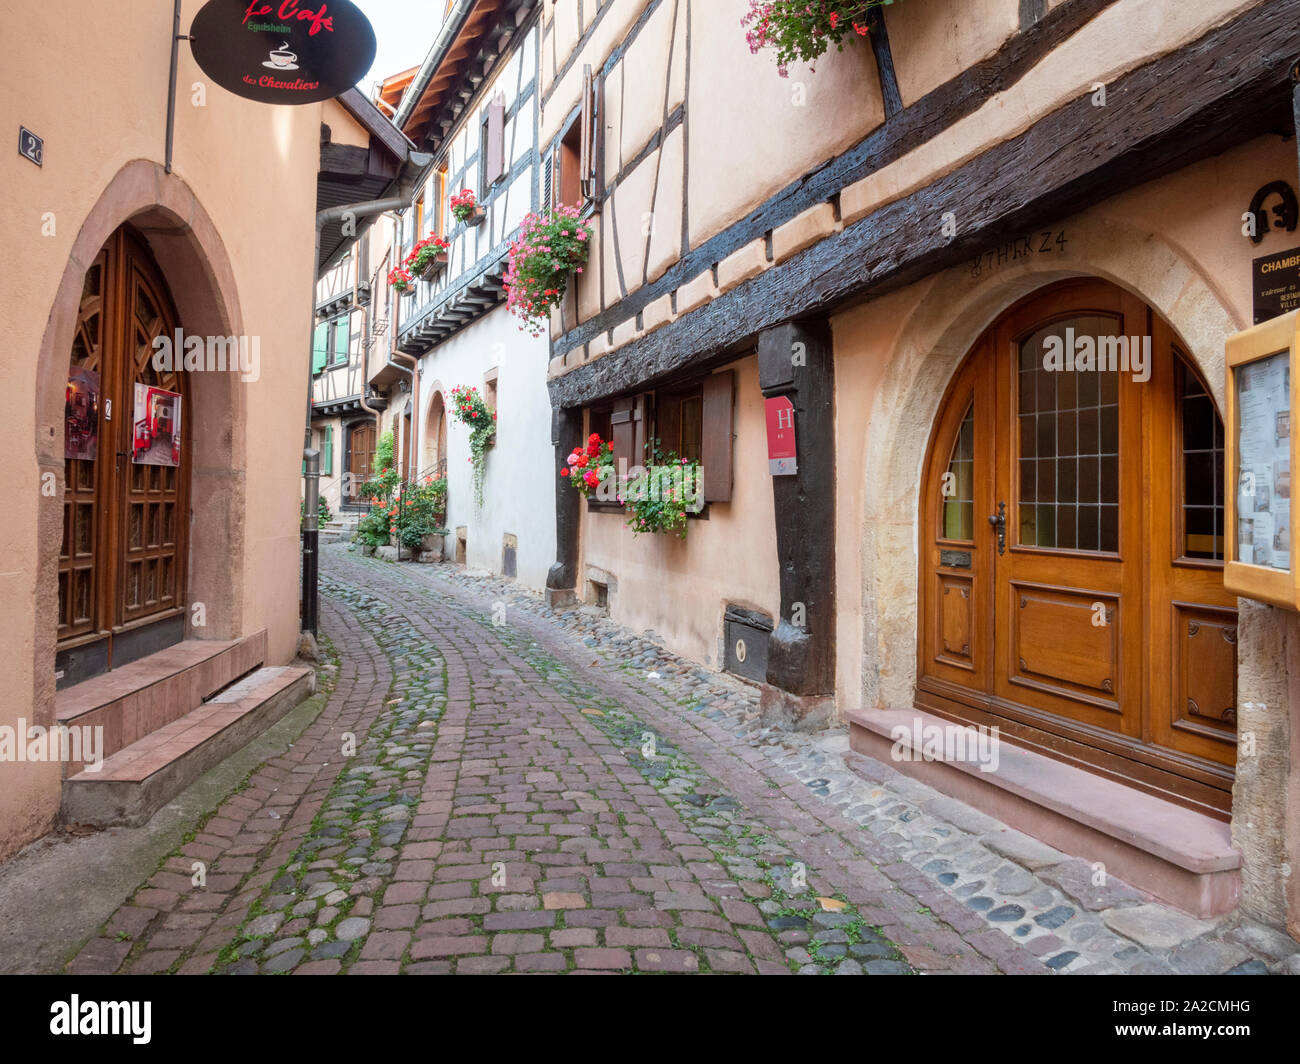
xmin=61 ymin=546 xmax=1282 ymax=981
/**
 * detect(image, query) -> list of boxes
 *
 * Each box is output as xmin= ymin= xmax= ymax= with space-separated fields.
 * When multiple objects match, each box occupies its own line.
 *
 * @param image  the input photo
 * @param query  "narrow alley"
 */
xmin=35 ymin=547 xmax=1294 ymax=977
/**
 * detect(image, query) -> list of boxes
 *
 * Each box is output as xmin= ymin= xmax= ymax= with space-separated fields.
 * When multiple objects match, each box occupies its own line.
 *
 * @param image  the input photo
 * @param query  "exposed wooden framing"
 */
xmin=549 ymin=0 xmax=1296 ymax=408
xmin=553 ymin=0 xmax=1122 ymax=358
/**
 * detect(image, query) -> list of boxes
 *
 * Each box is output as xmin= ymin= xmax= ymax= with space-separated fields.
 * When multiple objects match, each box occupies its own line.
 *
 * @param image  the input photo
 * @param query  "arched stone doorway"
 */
xmin=57 ymin=226 xmax=192 ymax=685
xmin=36 ymin=161 xmax=246 ymax=701
xmin=915 ymin=277 xmax=1236 ymax=815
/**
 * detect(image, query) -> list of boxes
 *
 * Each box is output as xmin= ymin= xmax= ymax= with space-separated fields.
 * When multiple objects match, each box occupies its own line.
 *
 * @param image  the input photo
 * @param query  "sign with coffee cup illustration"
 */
xmin=190 ymin=0 xmax=377 ymax=106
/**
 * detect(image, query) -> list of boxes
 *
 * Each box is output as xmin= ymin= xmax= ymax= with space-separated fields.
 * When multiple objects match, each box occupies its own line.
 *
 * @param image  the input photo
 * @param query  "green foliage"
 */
xmin=449 ymin=385 xmax=496 ymax=508
xmin=625 ymin=440 xmax=703 ymax=539
xmin=354 ymin=504 xmax=391 ymax=549
xmin=300 ymin=494 xmax=332 ymax=528
xmin=393 ymin=477 xmax=449 ymax=552
xmin=359 ymin=430 xmax=400 ymax=506
xmin=504 ymin=204 xmax=593 ymax=335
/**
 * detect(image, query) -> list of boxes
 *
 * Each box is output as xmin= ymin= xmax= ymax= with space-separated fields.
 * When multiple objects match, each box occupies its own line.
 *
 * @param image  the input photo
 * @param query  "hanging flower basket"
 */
xmin=451 ymin=189 xmax=486 ymax=228
xmin=504 ymin=204 xmax=592 ymax=337
xmin=743 ymin=0 xmax=882 ymax=77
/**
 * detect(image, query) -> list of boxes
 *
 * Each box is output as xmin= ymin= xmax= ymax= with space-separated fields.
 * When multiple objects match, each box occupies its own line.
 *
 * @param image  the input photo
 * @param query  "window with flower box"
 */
xmin=586 ymin=369 xmax=735 ymax=513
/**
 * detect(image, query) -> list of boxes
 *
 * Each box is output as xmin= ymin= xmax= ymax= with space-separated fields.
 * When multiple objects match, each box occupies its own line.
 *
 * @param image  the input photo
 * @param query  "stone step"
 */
xmin=55 ymin=632 xmax=267 ymax=774
xmin=846 ymin=707 xmax=1241 ymax=918
xmin=62 ymin=665 xmax=314 ymax=828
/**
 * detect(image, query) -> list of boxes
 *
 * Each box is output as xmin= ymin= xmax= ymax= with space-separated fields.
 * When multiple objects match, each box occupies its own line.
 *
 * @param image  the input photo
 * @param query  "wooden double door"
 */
xmin=345 ymin=420 xmax=377 ymax=507
xmin=918 ymin=280 xmax=1237 ymax=816
xmin=57 ymin=228 xmax=190 ymax=687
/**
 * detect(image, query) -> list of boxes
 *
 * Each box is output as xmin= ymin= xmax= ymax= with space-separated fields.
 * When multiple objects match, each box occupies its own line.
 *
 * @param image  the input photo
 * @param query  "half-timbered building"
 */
xmin=377 ymin=0 xmax=555 ymax=583
xmin=536 ymin=0 xmax=1300 ymax=938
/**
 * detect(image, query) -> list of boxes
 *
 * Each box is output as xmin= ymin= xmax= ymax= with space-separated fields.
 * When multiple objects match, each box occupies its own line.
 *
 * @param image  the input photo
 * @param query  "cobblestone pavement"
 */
xmin=66 ymin=545 xmax=1300 ymax=975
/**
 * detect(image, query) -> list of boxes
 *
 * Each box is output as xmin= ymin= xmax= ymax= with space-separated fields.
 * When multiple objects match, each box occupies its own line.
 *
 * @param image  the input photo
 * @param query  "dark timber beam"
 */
xmin=549 ymin=0 xmax=1297 ymax=409
xmin=545 ymin=406 xmax=583 ymax=607
xmin=756 ymin=321 xmax=835 ymax=729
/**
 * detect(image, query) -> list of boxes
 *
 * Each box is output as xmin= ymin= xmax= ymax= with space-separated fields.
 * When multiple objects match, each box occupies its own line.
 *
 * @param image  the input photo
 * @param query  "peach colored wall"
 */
xmin=883 ymin=0 xmax=1021 ymax=106
xmin=835 ymin=132 xmax=1299 ymax=930
xmin=0 ymin=0 xmax=342 ymax=860
xmin=580 ymin=357 xmax=780 ymax=664
xmin=835 ymin=132 xmax=1294 ymax=712
xmin=541 ymin=0 xmax=884 ymax=326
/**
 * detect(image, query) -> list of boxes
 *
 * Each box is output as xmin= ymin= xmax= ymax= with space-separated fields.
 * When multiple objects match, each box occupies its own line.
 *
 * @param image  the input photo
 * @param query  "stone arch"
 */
xmin=857 ymin=213 xmax=1241 ymax=713
xmin=34 ymin=160 xmax=248 ymax=725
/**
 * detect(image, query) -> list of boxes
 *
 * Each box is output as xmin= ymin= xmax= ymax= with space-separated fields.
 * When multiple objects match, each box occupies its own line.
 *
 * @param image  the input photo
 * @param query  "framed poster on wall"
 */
xmin=1225 ymin=309 xmax=1300 ymax=609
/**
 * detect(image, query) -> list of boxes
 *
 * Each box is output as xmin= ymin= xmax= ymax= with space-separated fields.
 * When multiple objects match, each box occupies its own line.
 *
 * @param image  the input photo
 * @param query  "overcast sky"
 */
xmin=353 ymin=0 xmax=447 ymax=97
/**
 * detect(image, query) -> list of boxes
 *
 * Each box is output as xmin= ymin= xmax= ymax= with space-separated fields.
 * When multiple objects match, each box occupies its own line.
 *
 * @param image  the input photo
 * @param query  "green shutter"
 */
xmin=312 ymin=321 xmax=329 ymax=374
xmin=333 ymin=317 xmax=346 ymax=365
xmin=324 ymin=425 xmax=334 ymax=476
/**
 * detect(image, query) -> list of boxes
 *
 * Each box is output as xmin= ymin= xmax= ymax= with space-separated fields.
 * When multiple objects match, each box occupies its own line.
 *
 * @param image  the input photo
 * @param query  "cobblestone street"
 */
xmin=61 ymin=546 xmax=1300 ymax=976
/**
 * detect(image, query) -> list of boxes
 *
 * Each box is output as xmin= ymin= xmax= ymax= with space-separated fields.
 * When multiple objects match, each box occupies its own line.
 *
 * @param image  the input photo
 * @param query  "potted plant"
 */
xmin=387 ymin=265 xmax=414 ymax=295
xmin=405 ymin=235 xmax=449 ymax=283
xmin=742 ymin=0 xmax=881 ymax=77
xmin=393 ymin=477 xmax=450 ymax=561
xmin=451 ymin=188 xmax=486 ymax=228
xmin=449 ymin=384 xmax=497 ymax=507
xmin=503 ymin=204 xmax=592 ymax=337
xmin=354 ymin=504 xmax=391 ymax=556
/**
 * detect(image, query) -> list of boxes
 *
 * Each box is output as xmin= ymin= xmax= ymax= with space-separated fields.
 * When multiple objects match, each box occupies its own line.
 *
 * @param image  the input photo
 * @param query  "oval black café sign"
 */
xmin=190 ymin=0 xmax=377 ymax=106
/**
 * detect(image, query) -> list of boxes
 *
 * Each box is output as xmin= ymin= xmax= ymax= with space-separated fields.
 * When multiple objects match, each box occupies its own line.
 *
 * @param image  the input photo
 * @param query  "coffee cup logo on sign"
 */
xmin=265 ymin=43 xmax=299 ymax=70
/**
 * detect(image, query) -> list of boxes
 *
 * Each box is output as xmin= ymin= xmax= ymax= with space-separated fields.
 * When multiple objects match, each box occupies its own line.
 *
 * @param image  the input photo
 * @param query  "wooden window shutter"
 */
xmin=701 ymin=371 xmax=735 ymax=502
xmin=633 ymin=395 xmax=648 ymax=466
xmin=579 ymin=65 xmax=596 ymax=201
xmin=312 ymin=321 xmax=329 ymax=374
xmin=542 ymin=149 xmax=554 ymax=210
xmin=323 ymin=424 xmax=334 ymax=476
xmin=610 ymin=396 xmax=638 ymax=471
xmin=486 ymin=95 xmax=506 ymax=186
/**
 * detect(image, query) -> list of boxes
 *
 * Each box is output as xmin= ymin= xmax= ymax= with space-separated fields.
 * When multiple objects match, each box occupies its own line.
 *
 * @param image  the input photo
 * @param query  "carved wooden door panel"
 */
xmin=990 ymin=284 xmax=1146 ymax=742
xmin=918 ymin=279 xmax=1237 ymax=813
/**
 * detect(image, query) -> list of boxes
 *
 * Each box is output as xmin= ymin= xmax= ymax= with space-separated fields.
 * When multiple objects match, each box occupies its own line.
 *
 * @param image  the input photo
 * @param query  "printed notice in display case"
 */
xmin=1225 ymin=310 xmax=1300 ymax=609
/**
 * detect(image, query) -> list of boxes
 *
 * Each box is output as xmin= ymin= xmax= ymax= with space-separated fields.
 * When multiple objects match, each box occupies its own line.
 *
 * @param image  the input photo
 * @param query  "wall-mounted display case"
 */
xmin=1225 ymin=309 xmax=1299 ymax=609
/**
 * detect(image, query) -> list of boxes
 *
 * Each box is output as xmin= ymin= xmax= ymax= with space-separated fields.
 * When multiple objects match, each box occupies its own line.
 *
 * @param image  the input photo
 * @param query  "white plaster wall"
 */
xmin=419 ymin=307 xmax=555 ymax=588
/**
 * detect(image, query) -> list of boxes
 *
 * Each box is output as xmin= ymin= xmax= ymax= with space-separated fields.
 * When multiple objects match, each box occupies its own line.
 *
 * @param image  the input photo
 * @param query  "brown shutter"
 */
xmin=579 ymin=65 xmax=595 ymax=201
xmin=611 ymin=396 xmax=636 ymax=472
xmin=633 ymin=395 xmax=648 ymax=467
xmin=701 ymin=371 xmax=735 ymax=502
xmin=486 ymin=95 xmax=506 ymax=186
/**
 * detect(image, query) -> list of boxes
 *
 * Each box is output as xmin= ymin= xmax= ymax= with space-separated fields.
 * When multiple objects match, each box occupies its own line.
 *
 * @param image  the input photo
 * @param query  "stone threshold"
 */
xmin=55 ymin=632 xmax=268 ymax=774
xmin=62 ymin=665 xmax=314 ymax=828
xmin=846 ymin=707 xmax=1240 ymax=919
